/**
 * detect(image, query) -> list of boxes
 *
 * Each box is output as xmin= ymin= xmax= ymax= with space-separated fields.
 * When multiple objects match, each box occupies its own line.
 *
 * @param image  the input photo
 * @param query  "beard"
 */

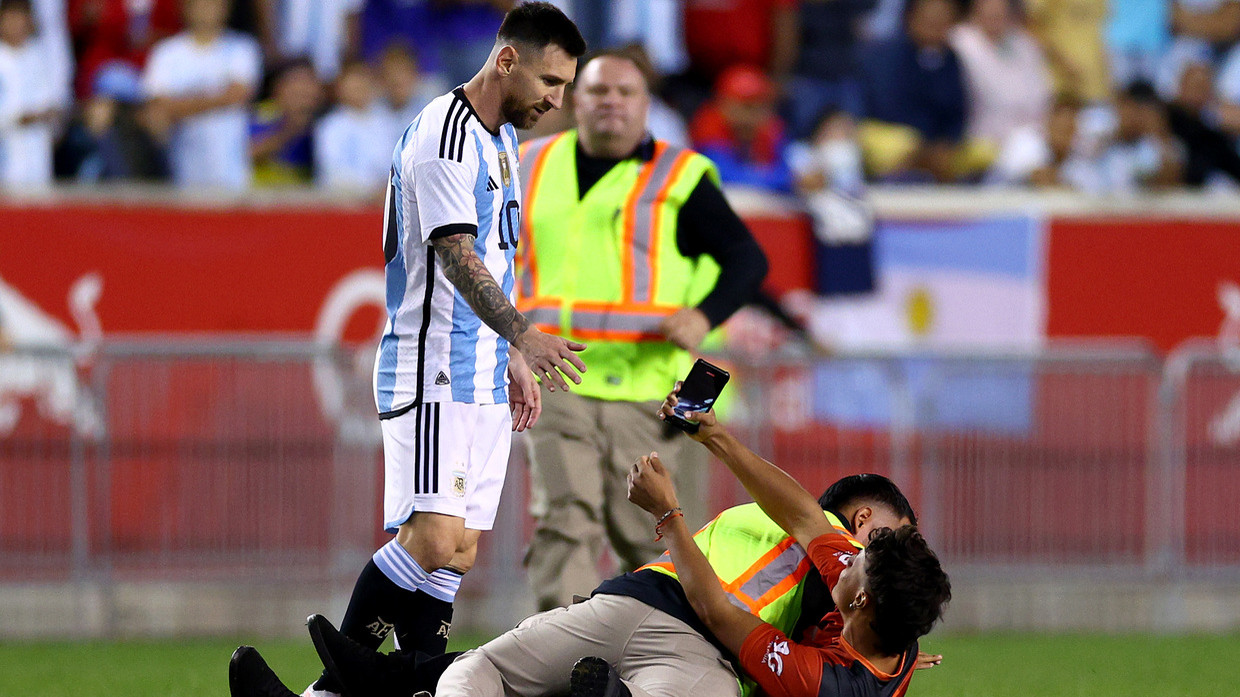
xmin=501 ymin=92 xmax=543 ymax=130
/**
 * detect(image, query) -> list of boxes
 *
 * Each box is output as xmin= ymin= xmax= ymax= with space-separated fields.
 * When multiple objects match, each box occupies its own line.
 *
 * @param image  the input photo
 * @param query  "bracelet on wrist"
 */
xmin=653 ymin=507 xmax=683 ymax=542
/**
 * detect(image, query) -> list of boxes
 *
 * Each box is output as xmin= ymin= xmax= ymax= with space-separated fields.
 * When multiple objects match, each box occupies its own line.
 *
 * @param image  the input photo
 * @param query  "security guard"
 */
xmin=517 ymin=48 xmax=769 ymax=611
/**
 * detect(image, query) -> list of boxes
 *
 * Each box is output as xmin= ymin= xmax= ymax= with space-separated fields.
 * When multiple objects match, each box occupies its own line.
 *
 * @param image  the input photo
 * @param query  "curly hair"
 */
xmin=862 ymin=526 xmax=951 ymax=656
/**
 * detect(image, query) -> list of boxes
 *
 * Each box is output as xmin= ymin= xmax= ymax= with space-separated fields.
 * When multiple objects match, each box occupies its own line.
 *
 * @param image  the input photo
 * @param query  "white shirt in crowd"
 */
xmin=275 ymin=0 xmax=363 ymax=80
xmin=32 ymin=0 xmax=73 ymax=109
xmin=0 ymin=38 xmax=57 ymax=188
xmin=142 ymin=31 xmax=262 ymax=191
xmin=315 ymin=102 xmax=393 ymax=190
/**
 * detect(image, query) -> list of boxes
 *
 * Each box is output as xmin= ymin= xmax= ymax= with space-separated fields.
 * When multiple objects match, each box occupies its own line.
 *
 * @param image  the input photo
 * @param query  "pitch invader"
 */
xmin=230 ymin=4 xmax=588 ymax=697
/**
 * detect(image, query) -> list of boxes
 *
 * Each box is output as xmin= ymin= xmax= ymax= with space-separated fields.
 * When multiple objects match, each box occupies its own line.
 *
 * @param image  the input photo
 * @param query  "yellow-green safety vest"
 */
xmin=637 ymin=503 xmax=865 ymax=697
xmin=517 ymin=130 xmax=721 ymax=403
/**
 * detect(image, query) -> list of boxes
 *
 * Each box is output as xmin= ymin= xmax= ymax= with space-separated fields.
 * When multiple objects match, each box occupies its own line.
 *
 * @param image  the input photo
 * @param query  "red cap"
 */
xmin=716 ymin=64 xmax=775 ymax=103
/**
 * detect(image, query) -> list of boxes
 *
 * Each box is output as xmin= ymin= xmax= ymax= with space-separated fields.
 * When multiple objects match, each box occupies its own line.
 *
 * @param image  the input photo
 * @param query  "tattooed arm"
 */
xmin=431 ymin=233 xmax=587 ymax=391
xmin=432 ymin=232 xmax=530 ymax=343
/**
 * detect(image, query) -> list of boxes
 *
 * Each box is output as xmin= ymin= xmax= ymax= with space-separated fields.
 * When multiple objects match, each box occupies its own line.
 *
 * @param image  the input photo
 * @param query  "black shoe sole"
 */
xmin=306 ymin=615 xmax=349 ymax=697
xmin=228 ymin=646 xmax=254 ymax=697
xmin=570 ymin=656 xmax=630 ymax=697
xmin=230 ymin=645 xmax=299 ymax=697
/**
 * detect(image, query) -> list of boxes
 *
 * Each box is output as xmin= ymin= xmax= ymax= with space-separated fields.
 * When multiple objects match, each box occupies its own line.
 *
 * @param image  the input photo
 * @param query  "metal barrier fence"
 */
xmin=1 ymin=340 xmax=1238 ymax=635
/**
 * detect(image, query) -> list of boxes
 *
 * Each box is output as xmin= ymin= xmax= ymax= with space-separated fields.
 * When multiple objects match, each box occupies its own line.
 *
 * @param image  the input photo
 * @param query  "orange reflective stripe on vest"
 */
xmin=516 ymin=132 xmax=568 ymax=300
xmin=519 ymin=299 xmax=679 ymax=342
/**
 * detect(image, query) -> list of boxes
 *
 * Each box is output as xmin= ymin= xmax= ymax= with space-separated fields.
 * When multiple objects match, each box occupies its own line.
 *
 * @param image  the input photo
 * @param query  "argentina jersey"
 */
xmin=374 ymin=87 xmax=523 ymax=417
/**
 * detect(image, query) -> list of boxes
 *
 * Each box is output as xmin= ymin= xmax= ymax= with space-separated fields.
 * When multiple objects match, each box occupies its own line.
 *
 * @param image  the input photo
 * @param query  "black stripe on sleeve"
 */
xmin=439 ymin=100 xmax=460 ymax=159
xmin=383 ymin=169 xmax=399 ymax=264
xmin=448 ymin=99 xmax=468 ymax=163
xmin=456 ymin=111 xmax=471 ymax=162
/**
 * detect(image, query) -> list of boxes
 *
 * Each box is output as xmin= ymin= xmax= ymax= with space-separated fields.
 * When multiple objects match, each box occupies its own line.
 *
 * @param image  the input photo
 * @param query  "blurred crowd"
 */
xmin=3 ymin=0 xmax=1240 ymax=195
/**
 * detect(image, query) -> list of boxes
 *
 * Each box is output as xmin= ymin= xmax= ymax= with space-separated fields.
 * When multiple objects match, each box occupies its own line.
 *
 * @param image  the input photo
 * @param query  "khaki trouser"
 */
xmin=524 ymin=391 xmax=709 ymax=610
xmin=434 ymin=594 xmax=740 ymax=697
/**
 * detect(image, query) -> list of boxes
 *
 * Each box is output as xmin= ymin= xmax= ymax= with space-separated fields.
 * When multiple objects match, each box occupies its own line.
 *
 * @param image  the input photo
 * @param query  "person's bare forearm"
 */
xmin=699 ymin=429 xmax=828 ymax=546
xmin=432 ymin=234 xmax=531 ymax=344
xmin=156 ymin=84 xmax=251 ymax=121
xmin=660 ymin=513 xmax=760 ymax=654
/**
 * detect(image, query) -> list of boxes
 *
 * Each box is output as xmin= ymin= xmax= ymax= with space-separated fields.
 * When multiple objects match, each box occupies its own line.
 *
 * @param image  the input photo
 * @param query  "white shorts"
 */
xmin=380 ymin=401 xmax=512 ymax=532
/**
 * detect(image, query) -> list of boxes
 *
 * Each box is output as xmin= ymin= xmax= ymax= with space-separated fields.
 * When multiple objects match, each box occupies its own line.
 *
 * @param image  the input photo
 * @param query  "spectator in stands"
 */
xmin=360 ymin=0 xmax=512 ymax=87
xmin=1026 ymin=0 xmax=1111 ymax=104
xmin=30 ymin=0 xmax=73 ymax=110
xmin=376 ymin=42 xmax=448 ymax=147
xmin=1172 ymin=0 xmax=1240 ymax=53
xmin=606 ymin=0 xmax=689 ymax=80
xmin=1096 ymin=82 xmax=1182 ymax=192
xmin=1166 ymin=60 xmax=1240 ymax=186
xmin=950 ymin=0 xmax=1052 ymax=170
xmin=1214 ymin=44 xmax=1240 ymax=135
xmin=689 ymin=64 xmax=792 ymax=191
xmin=0 ymin=0 xmax=60 ymax=188
xmin=986 ymin=97 xmax=1099 ymax=189
xmin=314 ymin=59 xmax=391 ymax=192
xmin=255 ymin=0 xmax=361 ymax=81
xmin=250 ymin=58 xmax=323 ymax=187
xmin=858 ymin=0 xmax=976 ymax=183
xmin=141 ymin=0 xmax=262 ymax=191
xmin=674 ymin=0 xmax=798 ymax=117
xmin=1107 ymin=0 xmax=1170 ymax=88
xmin=787 ymin=109 xmax=877 ymax=296
xmin=69 ymin=0 xmax=180 ymax=100
xmin=785 ymin=0 xmax=876 ymax=139
xmin=55 ymin=61 xmax=167 ymax=181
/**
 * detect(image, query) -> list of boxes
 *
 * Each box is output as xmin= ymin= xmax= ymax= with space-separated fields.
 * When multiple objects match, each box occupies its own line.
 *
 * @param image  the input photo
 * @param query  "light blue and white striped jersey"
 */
xmin=374 ymin=87 xmax=523 ymax=417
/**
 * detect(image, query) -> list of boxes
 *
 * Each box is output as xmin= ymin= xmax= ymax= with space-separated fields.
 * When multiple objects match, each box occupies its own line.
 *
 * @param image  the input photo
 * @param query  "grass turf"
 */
xmin=0 ymin=632 xmax=1234 ymax=697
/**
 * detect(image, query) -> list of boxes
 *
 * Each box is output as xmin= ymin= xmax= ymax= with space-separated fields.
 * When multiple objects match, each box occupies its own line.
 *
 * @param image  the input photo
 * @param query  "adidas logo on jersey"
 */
xmin=435 ymin=371 xmax=451 ymax=386
xmin=486 ymin=176 xmax=499 ymax=192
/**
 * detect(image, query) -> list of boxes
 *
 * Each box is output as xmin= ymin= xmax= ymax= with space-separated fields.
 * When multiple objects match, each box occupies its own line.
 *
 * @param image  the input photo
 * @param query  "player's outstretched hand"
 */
xmin=627 ymin=452 xmax=679 ymax=516
xmin=658 ymin=381 xmax=721 ymax=442
xmin=507 ymin=348 xmax=541 ymax=432
xmin=915 ymin=651 xmax=943 ymax=670
xmin=514 ymin=326 xmax=587 ymax=393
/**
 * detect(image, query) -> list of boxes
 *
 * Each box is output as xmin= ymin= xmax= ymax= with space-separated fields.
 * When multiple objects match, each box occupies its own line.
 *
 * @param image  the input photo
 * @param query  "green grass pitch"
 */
xmin=0 ymin=632 xmax=1234 ymax=696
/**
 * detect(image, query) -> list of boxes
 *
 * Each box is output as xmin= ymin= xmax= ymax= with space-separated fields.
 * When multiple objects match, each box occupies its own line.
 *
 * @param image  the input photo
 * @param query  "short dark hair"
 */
xmin=818 ymin=474 xmax=918 ymax=527
xmin=0 ymin=0 xmax=33 ymax=14
xmin=863 ymin=526 xmax=951 ymax=655
xmin=1121 ymin=80 xmax=1161 ymax=105
xmin=496 ymin=1 xmax=587 ymax=58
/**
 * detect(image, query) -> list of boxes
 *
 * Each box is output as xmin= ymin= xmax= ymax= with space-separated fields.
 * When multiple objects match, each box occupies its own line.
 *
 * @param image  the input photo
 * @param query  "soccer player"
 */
xmin=236 ymin=5 xmax=588 ymax=697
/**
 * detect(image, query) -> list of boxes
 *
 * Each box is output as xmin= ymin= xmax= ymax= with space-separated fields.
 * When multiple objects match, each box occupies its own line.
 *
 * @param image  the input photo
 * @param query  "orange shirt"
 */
xmin=737 ymin=535 xmax=918 ymax=697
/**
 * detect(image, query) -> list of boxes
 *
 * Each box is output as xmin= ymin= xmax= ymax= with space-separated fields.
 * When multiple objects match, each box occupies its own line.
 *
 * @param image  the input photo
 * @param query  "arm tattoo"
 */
xmin=432 ymin=234 xmax=530 ymax=344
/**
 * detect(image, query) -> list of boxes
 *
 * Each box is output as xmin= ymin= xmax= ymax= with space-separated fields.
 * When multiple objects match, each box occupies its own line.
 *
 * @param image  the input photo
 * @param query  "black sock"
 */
xmin=395 ymin=592 xmax=454 ymax=656
xmin=312 ymin=559 xmax=418 ymax=693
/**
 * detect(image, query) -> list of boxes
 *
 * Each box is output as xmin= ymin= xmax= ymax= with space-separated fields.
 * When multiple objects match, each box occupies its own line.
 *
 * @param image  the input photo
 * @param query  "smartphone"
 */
xmin=665 ymin=359 xmax=731 ymax=435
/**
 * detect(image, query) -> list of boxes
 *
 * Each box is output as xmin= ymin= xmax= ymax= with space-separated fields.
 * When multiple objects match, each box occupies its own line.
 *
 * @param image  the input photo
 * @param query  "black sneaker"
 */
xmin=229 ymin=646 xmax=300 ymax=697
xmin=306 ymin=614 xmax=416 ymax=697
xmin=569 ymin=656 xmax=632 ymax=697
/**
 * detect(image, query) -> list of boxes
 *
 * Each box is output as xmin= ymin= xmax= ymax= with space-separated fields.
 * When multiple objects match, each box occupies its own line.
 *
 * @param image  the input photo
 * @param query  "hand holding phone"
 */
xmin=662 ymin=359 xmax=730 ymax=435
